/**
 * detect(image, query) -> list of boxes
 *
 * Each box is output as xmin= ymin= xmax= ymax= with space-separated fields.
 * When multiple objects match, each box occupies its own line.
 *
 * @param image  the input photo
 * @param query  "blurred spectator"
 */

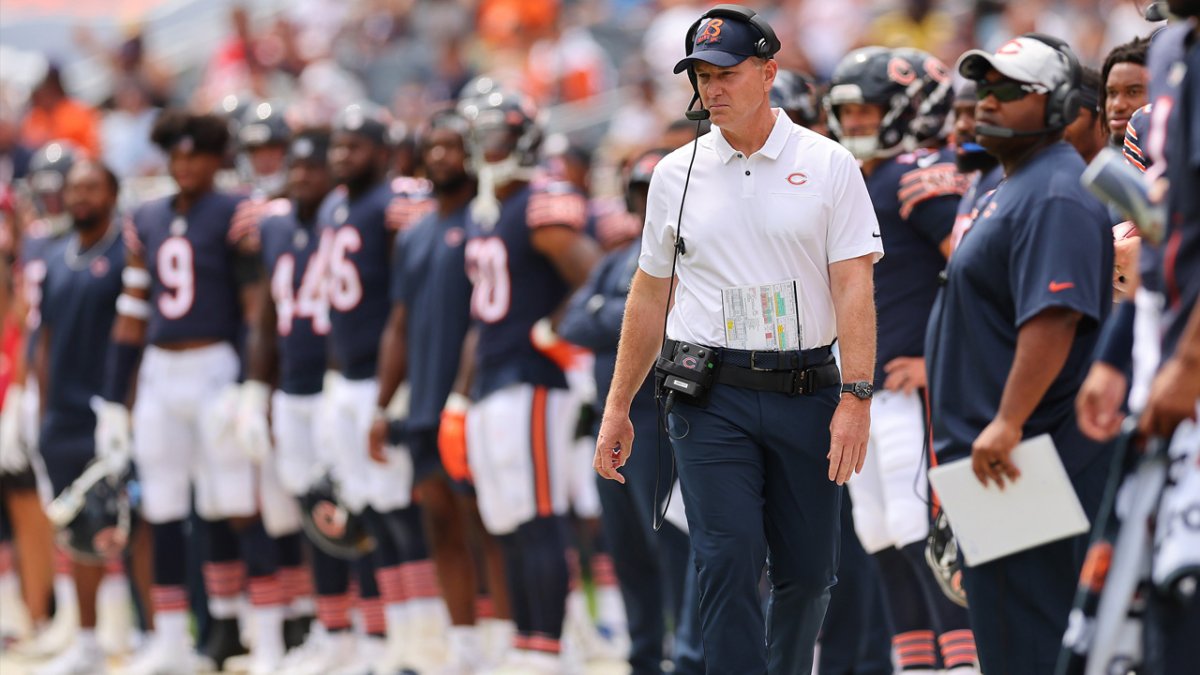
xmin=865 ymin=0 xmax=956 ymax=57
xmin=20 ymin=65 xmax=100 ymax=157
xmin=0 ymin=93 xmax=32 ymax=185
xmin=73 ymin=25 xmax=173 ymax=107
xmin=99 ymin=78 xmax=164 ymax=179
xmin=605 ymin=69 xmax=669 ymax=156
xmin=525 ymin=14 xmax=614 ymax=106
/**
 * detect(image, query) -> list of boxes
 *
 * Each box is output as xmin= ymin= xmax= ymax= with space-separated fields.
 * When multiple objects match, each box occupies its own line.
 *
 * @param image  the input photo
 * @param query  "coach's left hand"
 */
xmin=828 ymin=397 xmax=869 ymax=485
xmin=972 ymin=418 xmax=1022 ymax=488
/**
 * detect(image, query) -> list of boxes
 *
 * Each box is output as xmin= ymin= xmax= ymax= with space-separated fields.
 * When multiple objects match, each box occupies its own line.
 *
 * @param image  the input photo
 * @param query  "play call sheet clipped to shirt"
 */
xmin=722 ymin=280 xmax=803 ymax=351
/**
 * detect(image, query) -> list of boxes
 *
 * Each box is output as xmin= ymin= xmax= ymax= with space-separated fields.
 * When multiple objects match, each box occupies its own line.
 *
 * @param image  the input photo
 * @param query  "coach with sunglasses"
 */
xmin=927 ymin=35 xmax=1114 ymax=673
xmin=594 ymin=4 xmax=882 ymax=673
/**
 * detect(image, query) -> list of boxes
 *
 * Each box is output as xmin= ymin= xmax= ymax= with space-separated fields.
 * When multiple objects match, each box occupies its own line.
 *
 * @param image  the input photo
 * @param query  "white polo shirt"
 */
xmin=639 ymin=109 xmax=882 ymax=350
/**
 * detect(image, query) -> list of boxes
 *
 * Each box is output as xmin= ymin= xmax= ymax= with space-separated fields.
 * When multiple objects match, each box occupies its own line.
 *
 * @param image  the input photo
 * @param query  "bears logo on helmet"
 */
xmin=299 ymin=471 xmax=375 ymax=560
xmin=45 ymin=459 xmax=132 ymax=564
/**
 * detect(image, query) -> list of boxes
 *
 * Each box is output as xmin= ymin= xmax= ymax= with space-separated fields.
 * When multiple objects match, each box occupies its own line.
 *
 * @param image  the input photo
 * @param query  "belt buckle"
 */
xmin=790 ymin=368 xmax=812 ymax=396
xmin=750 ymin=351 xmax=772 ymax=372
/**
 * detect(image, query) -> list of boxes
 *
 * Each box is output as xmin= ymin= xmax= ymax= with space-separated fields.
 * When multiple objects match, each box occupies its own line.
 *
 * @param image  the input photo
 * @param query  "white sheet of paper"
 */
xmin=721 ymin=281 xmax=802 ymax=350
xmin=927 ymin=434 xmax=1090 ymax=566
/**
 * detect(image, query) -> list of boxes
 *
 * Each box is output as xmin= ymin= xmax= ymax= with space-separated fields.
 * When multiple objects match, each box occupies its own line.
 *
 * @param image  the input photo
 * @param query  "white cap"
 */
xmin=956 ymin=37 xmax=1072 ymax=91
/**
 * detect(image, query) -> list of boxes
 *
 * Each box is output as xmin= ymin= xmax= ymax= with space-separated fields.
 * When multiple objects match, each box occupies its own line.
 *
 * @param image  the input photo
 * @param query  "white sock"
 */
xmin=251 ymin=605 xmax=285 ymax=660
xmin=446 ymin=625 xmax=480 ymax=667
xmin=208 ymin=594 xmax=241 ymax=620
xmin=383 ymin=601 xmax=410 ymax=639
xmin=75 ymin=628 xmax=98 ymax=650
xmin=596 ymin=585 xmax=627 ymax=631
xmin=53 ymin=574 xmax=77 ymax=613
xmin=155 ymin=610 xmax=189 ymax=645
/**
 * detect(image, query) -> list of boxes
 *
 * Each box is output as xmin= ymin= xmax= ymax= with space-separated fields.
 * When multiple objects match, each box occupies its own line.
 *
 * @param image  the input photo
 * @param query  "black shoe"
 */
xmin=283 ymin=615 xmax=313 ymax=650
xmin=201 ymin=617 xmax=247 ymax=669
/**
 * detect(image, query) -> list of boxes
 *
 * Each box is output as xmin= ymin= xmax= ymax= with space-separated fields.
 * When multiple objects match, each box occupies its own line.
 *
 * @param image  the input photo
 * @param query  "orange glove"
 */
xmin=439 ymin=393 xmax=472 ymax=482
xmin=531 ymin=318 xmax=588 ymax=371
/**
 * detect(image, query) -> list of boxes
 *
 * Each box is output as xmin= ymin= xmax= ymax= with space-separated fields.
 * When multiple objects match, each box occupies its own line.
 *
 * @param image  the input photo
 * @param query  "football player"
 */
xmin=239 ymin=127 xmax=362 ymax=673
xmin=317 ymin=102 xmax=438 ymax=673
xmin=368 ymin=108 xmax=516 ymax=673
xmin=237 ymin=101 xmax=292 ymax=199
xmin=444 ymin=89 xmax=601 ymax=671
xmin=827 ymin=47 xmax=979 ymax=673
xmin=26 ymin=159 xmax=131 ymax=675
xmin=95 ymin=110 xmax=278 ymax=674
xmin=948 ymin=81 xmax=1003 ymax=254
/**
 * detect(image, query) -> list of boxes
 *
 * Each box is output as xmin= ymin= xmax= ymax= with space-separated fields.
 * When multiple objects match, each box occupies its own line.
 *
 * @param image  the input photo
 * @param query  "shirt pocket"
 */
xmin=759 ymin=192 xmax=825 ymax=240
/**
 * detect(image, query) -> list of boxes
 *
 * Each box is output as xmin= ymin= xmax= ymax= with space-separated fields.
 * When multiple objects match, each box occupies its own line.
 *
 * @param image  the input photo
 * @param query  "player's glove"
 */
xmin=0 ymin=386 xmax=28 ymax=473
xmin=531 ymin=318 xmax=588 ymax=372
xmin=438 ymin=393 xmax=471 ymax=482
xmin=91 ymin=397 xmax=132 ymax=473
xmin=236 ymin=380 xmax=273 ymax=464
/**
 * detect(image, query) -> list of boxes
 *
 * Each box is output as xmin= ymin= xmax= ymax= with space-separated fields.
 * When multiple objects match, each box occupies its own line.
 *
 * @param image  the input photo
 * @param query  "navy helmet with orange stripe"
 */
xmin=825 ymin=46 xmax=920 ymax=160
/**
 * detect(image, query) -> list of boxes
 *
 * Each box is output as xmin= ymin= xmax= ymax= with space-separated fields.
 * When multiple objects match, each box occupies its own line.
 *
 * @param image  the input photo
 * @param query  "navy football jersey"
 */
xmin=18 ymin=220 xmax=68 ymax=361
xmin=1160 ymin=42 xmax=1200 ymax=360
xmin=391 ymin=205 xmax=472 ymax=430
xmin=926 ymin=142 xmax=1112 ymax=474
xmin=949 ymin=164 xmax=1003 ymax=253
xmin=318 ymin=177 xmax=431 ymax=380
xmin=868 ymin=146 xmax=965 ymax=386
xmin=259 ymin=199 xmax=328 ymax=396
xmin=126 ymin=191 xmax=253 ymax=346
xmin=465 ymin=178 xmax=589 ymax=399
xmin=38 ymin=225 xmax=125 ymax=439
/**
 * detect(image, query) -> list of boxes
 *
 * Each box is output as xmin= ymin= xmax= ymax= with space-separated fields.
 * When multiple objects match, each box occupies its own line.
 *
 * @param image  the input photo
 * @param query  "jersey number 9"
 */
xmin=157 ymin=236 xmax=195 ymax=319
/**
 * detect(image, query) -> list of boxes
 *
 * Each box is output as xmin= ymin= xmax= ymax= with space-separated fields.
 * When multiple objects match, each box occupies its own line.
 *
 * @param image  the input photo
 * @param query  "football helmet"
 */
xmin=925 ymin=509 xmax=968 ymax=608
xmin=299 ymin=472 xmax=375 ymax=560
xmin=825 ymin=47 xmax=918 ymax=160
xmin=893 ymin=48 xmax=954 ymax=148
xmin=457 ymin=90 xmax=542 ymax=173
xmin=625 ymin=147 xmax=669 ymax=213
xmin=45 ymin=459 xmax=132 ymax=564
xmin=770 ymin=70 xmax=821 ymax=127
xmin=238 ymin=100 xmax=291 ymax=150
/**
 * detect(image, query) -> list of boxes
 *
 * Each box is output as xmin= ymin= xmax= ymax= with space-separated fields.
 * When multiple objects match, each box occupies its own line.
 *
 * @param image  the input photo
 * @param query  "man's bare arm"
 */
xmin=827 ymin=254 xmax=875 ymax=485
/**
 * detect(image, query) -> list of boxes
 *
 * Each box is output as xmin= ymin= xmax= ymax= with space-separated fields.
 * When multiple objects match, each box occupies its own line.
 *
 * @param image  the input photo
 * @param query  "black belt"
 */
xmin=663 ymin=340 xmax=840 ymax=396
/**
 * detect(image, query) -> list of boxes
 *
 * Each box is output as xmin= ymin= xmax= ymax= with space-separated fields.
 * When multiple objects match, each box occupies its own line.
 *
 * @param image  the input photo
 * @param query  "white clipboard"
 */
xmin=928 ymin=434 xmax=1090 ymax=566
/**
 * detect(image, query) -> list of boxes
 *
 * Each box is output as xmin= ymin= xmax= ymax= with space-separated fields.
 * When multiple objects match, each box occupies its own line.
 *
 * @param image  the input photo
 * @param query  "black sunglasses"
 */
xmin=975 ymin=80 xmax=1045 ymax=102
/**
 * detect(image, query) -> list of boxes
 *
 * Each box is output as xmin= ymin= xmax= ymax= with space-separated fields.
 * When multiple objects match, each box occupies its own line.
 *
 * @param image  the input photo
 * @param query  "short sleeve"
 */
xmin=907 ymin=195 xmax=960 ymax=247
xmin=637 ymin=169 xmax=675 ymax=278
xmin=1010 ymin=197 xmax=1108 ymax=327
xmin=527 ymin=184 xmax=587 ymax=230
xmin=826 ymin=152 xmax=884 ymax=264
xmin=1123 ymin=105 xmax=1150 ymax=172
xmin=899 ymin=161 xmax=967 ymax=221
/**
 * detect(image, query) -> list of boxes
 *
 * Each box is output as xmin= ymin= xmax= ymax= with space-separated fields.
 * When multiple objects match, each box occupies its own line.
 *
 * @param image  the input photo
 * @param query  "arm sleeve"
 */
xmin=558 ymin=254 xmax=627 ymax=352
xmin=907 ymin=194 xmax=960 ymax=246
xmin=1093 ymin=300 xmax=1136 ymax=370
xmin=637 ymin=169 xmax=676 ymax=278
xmin=1010 ymin=197 xmax=1109 ymax=328
xmin=826 ymin=151 xmax=884 ymax=264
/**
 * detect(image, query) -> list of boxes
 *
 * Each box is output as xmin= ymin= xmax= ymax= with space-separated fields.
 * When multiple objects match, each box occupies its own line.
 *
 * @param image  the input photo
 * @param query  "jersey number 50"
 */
xmin=465 ymin=237 xmax=510 ymax=323
xmin=157 ymin=236 xmax=194 ymax=319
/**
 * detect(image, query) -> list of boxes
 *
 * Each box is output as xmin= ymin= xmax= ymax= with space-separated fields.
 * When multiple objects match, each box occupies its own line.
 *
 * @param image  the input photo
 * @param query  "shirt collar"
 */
xmin=712 ymin=109 xmax=791 ymax=164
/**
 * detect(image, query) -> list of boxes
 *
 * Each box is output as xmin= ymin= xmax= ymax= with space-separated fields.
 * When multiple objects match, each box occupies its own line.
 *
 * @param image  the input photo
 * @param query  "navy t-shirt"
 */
xmin=259 ymin=199 xmax=328 ymax=396
xmin=127 ymin=191 xmax=251 ymax=346
xmin=18 ymin=222 xmax=66 ymax=362
xmin=869 ymin=147 xmax=964 ymax=385
xmin=1161 ymin=41 xmax=1200 ymax=360
xmin=38 ymin=227 xmax=125 ymax=441
xmin=318 ymin=179 xmax=430 ymax=380
xmin=926 ymin=142 xmax=1113 ymax=474
xmin=465 ymin=179 xmax=589 ymax=400
xmin=391 ymin=205 xmax=473 ymax=430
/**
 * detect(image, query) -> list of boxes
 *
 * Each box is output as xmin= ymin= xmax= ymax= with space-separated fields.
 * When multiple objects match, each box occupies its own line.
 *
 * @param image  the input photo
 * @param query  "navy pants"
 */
xmin=670 ymin=380 xmax=842 ymax=674
xmin=818 ymin=494 xmax=893 ymax=675
xmin=596 ymin=400 xmax=701 ymax=674
xmin=961 ymin=444 xmax=1107 ymax=675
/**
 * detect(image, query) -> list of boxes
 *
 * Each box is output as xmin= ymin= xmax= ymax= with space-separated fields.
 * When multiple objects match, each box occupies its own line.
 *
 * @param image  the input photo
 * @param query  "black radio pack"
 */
xmin=655 ymin=340 xmax=719 ymax=412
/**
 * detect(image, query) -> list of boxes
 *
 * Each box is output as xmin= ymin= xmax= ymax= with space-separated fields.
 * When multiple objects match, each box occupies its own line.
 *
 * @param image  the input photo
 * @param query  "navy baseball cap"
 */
xmin=673 ymin=15 xmax=763 ymax=74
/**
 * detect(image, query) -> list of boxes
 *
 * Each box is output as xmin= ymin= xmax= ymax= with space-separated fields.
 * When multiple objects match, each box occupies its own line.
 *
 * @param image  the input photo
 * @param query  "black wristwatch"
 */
xmin=841 ymin=381 xmax=874 ymax=400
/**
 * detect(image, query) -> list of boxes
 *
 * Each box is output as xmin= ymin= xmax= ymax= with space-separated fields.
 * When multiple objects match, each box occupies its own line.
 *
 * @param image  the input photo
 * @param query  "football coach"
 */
xmin=594 ymin=5 xmax=882 ymax=673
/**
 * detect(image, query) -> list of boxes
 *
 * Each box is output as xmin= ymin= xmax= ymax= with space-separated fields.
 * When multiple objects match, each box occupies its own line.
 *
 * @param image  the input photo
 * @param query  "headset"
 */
xmin=681 ymin=4 xmax=782 ymax=121
xmin=975 ymin=33 xmax=1082 ymax=139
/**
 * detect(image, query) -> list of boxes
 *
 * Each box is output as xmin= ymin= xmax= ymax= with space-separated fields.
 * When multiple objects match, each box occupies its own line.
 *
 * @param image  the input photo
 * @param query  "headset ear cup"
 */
xmin=1060 ymin=89 xmax=1081 ymax=126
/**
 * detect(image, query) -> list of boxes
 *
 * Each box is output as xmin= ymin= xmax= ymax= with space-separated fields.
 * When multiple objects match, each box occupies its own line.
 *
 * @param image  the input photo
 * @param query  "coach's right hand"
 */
xmin=91 ymin=397 xmax=132 ymax=473
xmin=594 ymin=411 xmax=633 ymax=484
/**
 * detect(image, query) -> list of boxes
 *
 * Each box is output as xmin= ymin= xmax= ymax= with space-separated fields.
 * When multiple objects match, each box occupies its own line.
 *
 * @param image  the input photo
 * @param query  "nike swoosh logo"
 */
xmin=872 ymin=232 xmax=881 ymax=238
xmin=1048 ymin=281 xmax=1075 ymax=293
